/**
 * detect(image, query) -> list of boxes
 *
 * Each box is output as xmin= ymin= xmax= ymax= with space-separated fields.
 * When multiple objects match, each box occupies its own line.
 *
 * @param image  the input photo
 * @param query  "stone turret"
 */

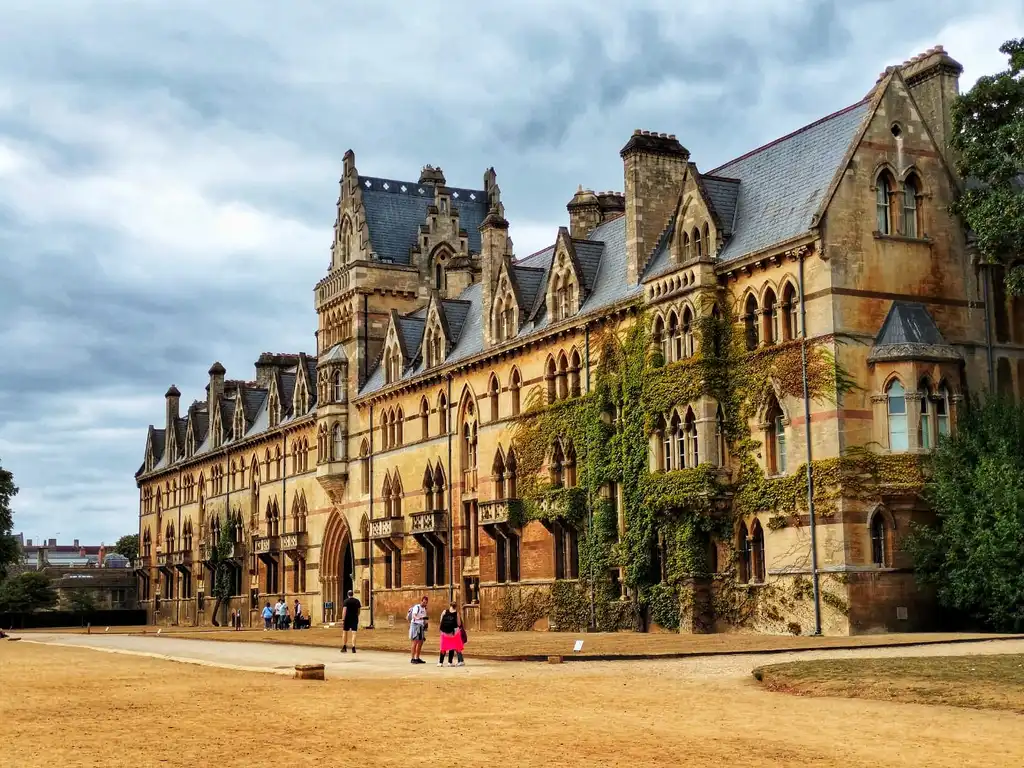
xmin=419 ymin=165 xmax=446 ymax=186
xmin=567 ymin=186 xmax=601 ymax=239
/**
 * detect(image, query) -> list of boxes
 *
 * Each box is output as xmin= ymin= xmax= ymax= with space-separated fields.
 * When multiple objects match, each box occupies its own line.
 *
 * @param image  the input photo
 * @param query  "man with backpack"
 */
xmin=407 ymin=595 xmax=429 ymax=664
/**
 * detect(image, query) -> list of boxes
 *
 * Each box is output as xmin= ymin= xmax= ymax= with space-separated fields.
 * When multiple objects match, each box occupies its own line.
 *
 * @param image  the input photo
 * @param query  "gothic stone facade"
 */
xmin=135 ymin=46 xmax=1024 ymax=634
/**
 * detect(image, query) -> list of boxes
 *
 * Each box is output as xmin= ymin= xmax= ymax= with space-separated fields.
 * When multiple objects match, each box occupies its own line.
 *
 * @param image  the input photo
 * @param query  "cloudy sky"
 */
xmin=0 ymin=1 xmax=1019 ymax=545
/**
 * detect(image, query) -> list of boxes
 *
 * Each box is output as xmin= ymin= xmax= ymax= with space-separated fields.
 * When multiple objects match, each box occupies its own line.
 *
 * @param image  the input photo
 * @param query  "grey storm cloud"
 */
xmin=0 ymin=0 xmax=1019 ymax=543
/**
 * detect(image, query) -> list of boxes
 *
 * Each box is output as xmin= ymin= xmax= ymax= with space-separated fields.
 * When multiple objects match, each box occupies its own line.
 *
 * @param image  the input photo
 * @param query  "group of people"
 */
xmin=408 ymin=595 xmax=466 ymax=667
xmin=261 ymin=598 xmax=311 ymax=630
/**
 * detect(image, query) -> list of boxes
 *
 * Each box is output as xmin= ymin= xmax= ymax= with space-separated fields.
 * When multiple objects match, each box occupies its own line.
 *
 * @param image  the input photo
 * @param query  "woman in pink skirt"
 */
xmin=437 ymin=601 xmax=465 ymax=666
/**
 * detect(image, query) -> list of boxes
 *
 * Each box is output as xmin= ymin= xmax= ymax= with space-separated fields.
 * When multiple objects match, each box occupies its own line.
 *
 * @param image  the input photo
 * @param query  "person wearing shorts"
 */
xmin=409 ymin=595 xmax=429 ymax=664
xmin=341 ymin=590 xmax=361 ymax=653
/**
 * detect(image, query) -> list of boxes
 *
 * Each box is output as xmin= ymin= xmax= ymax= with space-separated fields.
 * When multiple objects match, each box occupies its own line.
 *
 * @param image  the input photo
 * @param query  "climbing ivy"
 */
xmin=502 ymin=293 xmax=924 ymax=633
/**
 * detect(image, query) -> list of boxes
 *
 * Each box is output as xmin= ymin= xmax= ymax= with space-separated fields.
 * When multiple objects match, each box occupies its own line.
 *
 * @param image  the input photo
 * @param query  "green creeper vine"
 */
xmin=501 ymin=291 xmax=925 ymax=634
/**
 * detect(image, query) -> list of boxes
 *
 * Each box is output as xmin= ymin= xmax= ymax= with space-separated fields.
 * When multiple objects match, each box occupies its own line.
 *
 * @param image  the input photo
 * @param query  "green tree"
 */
xmin=950 ymin=38 xmax=1024 ymax=295
xmin=66 ymin=590 xmax=99 ymax=614
xmin=906 ymin=396 xmax=1024 ymax=631
xmin=0 ymin=459 xmax=19 ymax=581
xmin=0 ymin=571 xmax=58 ymax=613
xmin=208 ymin=523 xmax=235 ymax=627
xmin=114 ymin=534 xmax=139 ymax=562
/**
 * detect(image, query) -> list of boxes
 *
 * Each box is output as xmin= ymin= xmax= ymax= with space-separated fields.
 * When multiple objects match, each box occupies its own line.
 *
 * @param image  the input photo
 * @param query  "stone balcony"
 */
xmin=479 ymin=499 xmax=519 ymax=526
xmin=370 ymin=517 xmax=405 ymax=540
xmin=410 ymin=510 xmax=448 ymax=535
xmin=253 ymin=536 xmax=278 ymax=555
xmin=281 ymin=532 xmax=307 ymax=552
xmin=135 ymin=558 xmax=150 ymax=571
xmin=172 ymin=550 xmax=192 ymax=567
xmin=156 ymin=552 xmax=169 ymax=568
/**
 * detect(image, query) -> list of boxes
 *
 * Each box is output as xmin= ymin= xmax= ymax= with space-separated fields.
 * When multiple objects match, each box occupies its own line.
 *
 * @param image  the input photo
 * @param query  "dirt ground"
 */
xmin=27 ymin=623 xmax=1016 ymax=659
xmin=3 ymin=638 xmax=1024 ymax=768
xmin=754 ymin=654 xmax=1024 ymax=714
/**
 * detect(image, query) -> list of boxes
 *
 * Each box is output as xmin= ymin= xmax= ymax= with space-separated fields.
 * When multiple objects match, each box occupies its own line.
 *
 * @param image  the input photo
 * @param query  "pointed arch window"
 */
xmin=902 ymin=174 xmax=920 ymax=238
xmin=703 ymin=223 xmax=712 ymax=258
xmin=360 ymin=440 xmax=370 ymax=495
xmin=684 ymin=408 xmax=699 ymax=468
xmin=423 ymin=465 xmax=436 ymax=513
xmin=509 ymin=369 xmax=521 ymax=417
xmin=657 ymin=415 xmax=673 ymax=472
xmin=936 ymin=385 xmax=950 ymax=438
xmin=668 ymin=312 xmax=681 ymax=362
xmin=682 ymin=307 xmax=695 ymax=358
xmin=331 ymin=422 xmax=344 ymax=462
xmin=556 ymin=353 xmax=569 ymax=401
xmin=918 ymin=378 xmax=932 ymax=450
xmin=766 ymin=395 xmax=786 ymax=475
xmin=488 ymin=375 xmax=500 ymax=421
xmin=493 ymin=450 xmax=507 ymax=500
xmin=420 ymin=397 xmax=430 ymax=439
xmin=395 ymin=407 xmax=404 ymax=446
xmin=672 ymin=411 xmax=684 ymax=470
xmin=438 ymin=392 xmax=448 ymax=435
xmin=506 ymin=450 xmax=518 ymax=498
xmin=781 ymin=283 xmax=798 ymax=341
xmin=546 ymin=357 xmax=558 ymax=403
xmin=569 ymin=350 xmax=582 ymax=398
xmin=738 ymin=522 xmax=751 ymax=583
xmin=744 ymin=294 xmax=759 ymax=351
xmin=763 ymin=289 xmax=778 ymax=345
xmin=683 ymin=231 xmax=691 ymax=261
xmin=652 ymin=315 xmax=668 ymax=362
xmin=693 ymin=226 xmax=702 ymax=258
xmin=432 ymin=465 xmax=445 ymax=513
xmin=870 ymin=511 xmax=889 ymax=567
xmin=886 ymin=380 xmax=908 ymax=452
xmin=876 ymin=171 xmax=896 ymax=235
xmin=332 ymin=370 xmax=344 ymax=403
xmin=550 ymin=441 xmax=565 ymax=487
xmin=750 ymin=520 xmax=766 ymax=583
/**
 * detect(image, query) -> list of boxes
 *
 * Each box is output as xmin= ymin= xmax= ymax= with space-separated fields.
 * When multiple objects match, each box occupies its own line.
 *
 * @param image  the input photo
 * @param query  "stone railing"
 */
xmin=479 ymin=499 xmax=518 ymax=526
xmin=172 ymin=551 xmax=192 ymax=567
xmin=410 ymin=510 xmax=447 ymax=535
xmin=156 ymin=553 xmax=169 ymax=568
xmin=281 ymin=532 xmax=307 ymax=552
xmin=370 ymin=517 xmax=404 ymax=539
xmin=253 ymin=536 xmax=277 ymax=555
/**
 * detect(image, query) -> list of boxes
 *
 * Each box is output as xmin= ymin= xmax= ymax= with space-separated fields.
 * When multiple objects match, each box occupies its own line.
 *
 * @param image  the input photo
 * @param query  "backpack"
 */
xmin=406 ymin=605 xmax=414 ymax=622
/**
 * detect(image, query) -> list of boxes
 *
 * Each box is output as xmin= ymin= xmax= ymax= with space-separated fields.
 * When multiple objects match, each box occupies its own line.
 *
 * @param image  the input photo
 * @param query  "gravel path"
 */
xmin=16 ymin=632 xmax=1024 ymax=681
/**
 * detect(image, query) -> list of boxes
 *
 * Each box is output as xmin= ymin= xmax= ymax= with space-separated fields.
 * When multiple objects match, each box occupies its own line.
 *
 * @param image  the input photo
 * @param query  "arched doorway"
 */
xmin=320 ymin=508 xmax=355 ymax=621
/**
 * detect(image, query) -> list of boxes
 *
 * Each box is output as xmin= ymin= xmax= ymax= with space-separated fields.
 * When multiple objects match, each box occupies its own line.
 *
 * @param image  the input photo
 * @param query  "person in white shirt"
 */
xmin=408 ymin=595 xmax=429 ymax=664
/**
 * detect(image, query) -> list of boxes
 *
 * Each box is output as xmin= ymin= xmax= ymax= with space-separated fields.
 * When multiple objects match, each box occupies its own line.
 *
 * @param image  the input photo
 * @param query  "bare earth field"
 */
xmin=3 ymin=634 xmax=1024 ymax=767
xmin=24 ymin=623 xmax=1018 ymax=659
xmin=754 ymin=654 xmax=1024 ymax=714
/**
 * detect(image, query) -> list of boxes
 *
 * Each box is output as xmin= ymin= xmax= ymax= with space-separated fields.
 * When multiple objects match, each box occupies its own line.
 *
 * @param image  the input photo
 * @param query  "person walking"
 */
xmin=437 ymin=601 xmax=465 ymax=667
xmin=293 ymin=599 xmax=302 ymax=630
xmin=261 ymin=602 xmax=273 ymax=630
xmin=408 ymin=595 xmax=429 ymax=664
xmin=340 ymin=589 xmax=361 ymax=653
xmin=276 ymin=598 xmax=288 ymax=630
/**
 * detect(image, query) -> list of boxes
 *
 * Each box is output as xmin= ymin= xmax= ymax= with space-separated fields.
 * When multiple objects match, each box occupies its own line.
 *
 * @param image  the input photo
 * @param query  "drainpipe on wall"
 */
xmin=362 ymin=293 xmax=369 ymax=385
xmin=981 ymin=266 xmax=995 ymax=392
xmin=584 ymin=324 xmax=596 ymax=630
xmin=368 ymin=403 xmax=374 ymax=628
xmin=177 ymin=467 xmax=182 ymax=628
xmin=798 ymin=253 xmax=823 ymax=636
xmin=281 ymin=430 xmax=287 ymax=606
xmin=447 ymin=375 xmax=454 ymax=604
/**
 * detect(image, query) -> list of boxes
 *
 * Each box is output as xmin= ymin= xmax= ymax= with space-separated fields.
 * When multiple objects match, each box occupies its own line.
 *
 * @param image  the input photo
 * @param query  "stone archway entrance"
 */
xmin=320 ymin=509 xmax=355 ymax=622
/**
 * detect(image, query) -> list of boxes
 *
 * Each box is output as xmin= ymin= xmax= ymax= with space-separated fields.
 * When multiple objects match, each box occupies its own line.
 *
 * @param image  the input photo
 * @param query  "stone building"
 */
xmin=135 ymin=46 xmax=1023 ymax=635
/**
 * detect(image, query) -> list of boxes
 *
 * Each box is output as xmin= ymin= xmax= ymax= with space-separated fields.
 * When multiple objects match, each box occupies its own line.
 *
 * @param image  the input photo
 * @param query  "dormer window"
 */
xmin=332 ymin=370 xmax=344 ymax=403
xmin=384 ymin=344 xmax=402 ymax=385
xmin=493 ymin=278 xmax=518 ymax=342
xmin=424 ymin=320 xmax=445 ymax=368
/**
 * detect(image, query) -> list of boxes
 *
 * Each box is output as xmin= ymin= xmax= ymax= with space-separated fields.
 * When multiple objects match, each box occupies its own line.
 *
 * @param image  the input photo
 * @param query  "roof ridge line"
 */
xmin=707 ymin=98 xmax=870 ymax=175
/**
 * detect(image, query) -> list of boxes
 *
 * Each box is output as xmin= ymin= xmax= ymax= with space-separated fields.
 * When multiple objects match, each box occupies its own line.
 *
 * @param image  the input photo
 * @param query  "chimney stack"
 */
xmin=899 ymin=46 xmax=964 ymax=167
xmin=207 ymin=362 xmax=226 ymax=408
xmin=566 ymin=186 xmax=601 ymax=239
xmin=620 ymin=130 xmax=690 ymax=284
xmin=73 ymin=539 xmax=79 ymax=547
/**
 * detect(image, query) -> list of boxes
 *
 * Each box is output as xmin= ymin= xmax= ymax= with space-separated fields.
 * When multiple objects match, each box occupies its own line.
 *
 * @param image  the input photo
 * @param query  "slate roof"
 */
xmin=573 ymin=239 xmax=604 ymax=294
xmin=440 ymin=299 xmax=471 ymax=344
xmin=359 ymin=215 xmax=642 ymax=396
xmin=700 ymin=176 xmax=740 ymax=235
xmin=708 ymin=100 xmax=870 ymax=264
xmin=359 ymin=177 xmax=489 ymax=264
xmin=867 ymin=302 xmax=963 ymax=363
xmin=396 ymin=316 xmax=426 ymax=360
xmin=511 ymin=264 xmax=546 ymax=311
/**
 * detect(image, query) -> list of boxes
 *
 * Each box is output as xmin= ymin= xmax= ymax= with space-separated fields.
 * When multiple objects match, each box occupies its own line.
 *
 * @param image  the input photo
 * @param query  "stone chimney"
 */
xmin=620 ymin=130 xmax=690 ymax=284
xmin=207 ymin=362 xmax=226 ymax=409
xmin=566 ymin=186 xmax=601 ymax=238
xmin=479 ymin=207 xmax=511 ymax=347
xmin=165 ymin=385 xmax=180 ymax=450
xmin=73 ymin=539 xmax=79 ymax=548
xmin=419 ymin=165 xmax=446 ymax=186
xmin=899 ymin=45 xmax=964 ymax=165
xmin=48 ymin=538 xmax=56 ymax=547
xmin=596 ymin=191 xmax=626 ymax=221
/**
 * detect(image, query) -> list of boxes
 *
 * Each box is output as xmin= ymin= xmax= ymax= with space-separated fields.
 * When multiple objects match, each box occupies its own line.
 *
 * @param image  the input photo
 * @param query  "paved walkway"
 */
xmin=16 ymin=632 xmax=1024 ymax=681
xmin=19 ymin=632 xmax=499 ymax=678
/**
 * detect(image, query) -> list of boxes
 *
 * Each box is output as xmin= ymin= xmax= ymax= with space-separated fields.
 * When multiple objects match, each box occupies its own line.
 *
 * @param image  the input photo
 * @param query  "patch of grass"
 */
xmin=754 ymin=654 xmax=1024 ymax=714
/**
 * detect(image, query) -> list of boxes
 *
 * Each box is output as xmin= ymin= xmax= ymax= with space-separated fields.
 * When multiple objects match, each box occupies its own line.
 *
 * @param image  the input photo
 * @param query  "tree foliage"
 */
xmin=0 ymin=571 xmax=58 ymax=613
xmin=0 ymin=459 xmax=19 ymax=582
xmin=950 ymin=38 xmax=1024 ymax=295
xmin=114 ymin=534 xmax=139 ymax=561
xmin=208 ymin=524 xmax=235 ymax=626
xmin=906 ymin=396 xmax=1024 ymax=632
xmin=65 ymin=590 xmax=99 ymax=614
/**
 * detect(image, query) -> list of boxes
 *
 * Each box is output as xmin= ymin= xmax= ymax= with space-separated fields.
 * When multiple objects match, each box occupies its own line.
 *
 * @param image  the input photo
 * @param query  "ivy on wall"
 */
xmin=501 ymin=292 xmax=925 ymax=633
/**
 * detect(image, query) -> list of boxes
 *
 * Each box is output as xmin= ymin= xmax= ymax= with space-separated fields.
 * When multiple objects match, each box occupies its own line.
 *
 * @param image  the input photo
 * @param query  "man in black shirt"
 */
xmin=340 ymin=589 xmax=362 ymax=653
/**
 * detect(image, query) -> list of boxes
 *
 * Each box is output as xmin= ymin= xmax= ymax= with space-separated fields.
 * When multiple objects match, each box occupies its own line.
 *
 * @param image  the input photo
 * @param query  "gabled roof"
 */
xmin=708 ymin=100 xmax=871 ymax=263
xmin=699 ymin=175 xmax=740 ymax=236
xmin=868 ymin=302 xmax=963 ymax=363
xmin=396 ymin=315 xmax=426 ymax=361
xmin=359 ymin=176 xmax=489 ymax=264
xmin=510 ymin=263 xmax=546 ymax=311
xmin=440 ymin=299 xmax=472 ymax=344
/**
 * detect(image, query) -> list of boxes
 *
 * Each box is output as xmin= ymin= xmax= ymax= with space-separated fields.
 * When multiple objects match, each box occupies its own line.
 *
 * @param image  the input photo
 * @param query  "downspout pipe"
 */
xmin=177 ymin=467 xmax=182 ymax=627
xmin=281 ymin=430 xmax=287 ymax=609
xmin=447 ymin=376 xmax=454 ymax=604
xmin=981 ymin=266 xmax=995 ymax=392
xmin=585 ymin=325 xmax=596 ymax=630
xmin=368 ymin=403 xmax=375 ymax=628
xmin=798 ymin=254 xmax=823 ymax=636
